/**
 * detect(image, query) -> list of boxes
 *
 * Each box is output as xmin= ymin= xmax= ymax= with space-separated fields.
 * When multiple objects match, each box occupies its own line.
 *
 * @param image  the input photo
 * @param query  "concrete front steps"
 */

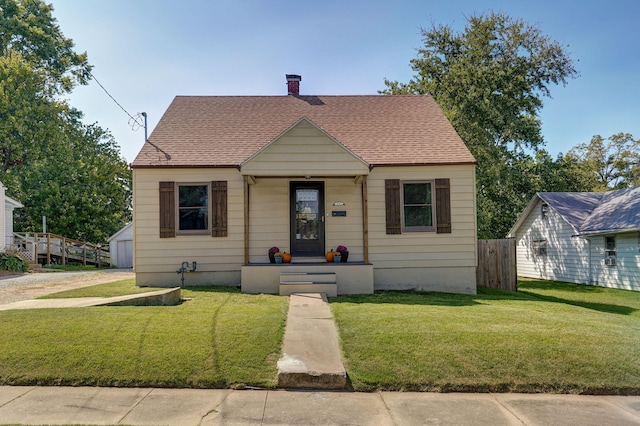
xmin=279 ymin=272 xmax=337 ymax=297
xmin=277 ymin=293 xmax=348 ymax=389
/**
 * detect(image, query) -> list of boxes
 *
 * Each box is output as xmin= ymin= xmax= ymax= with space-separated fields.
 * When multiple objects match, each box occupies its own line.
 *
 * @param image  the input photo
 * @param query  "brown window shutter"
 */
xmin=159 ymin=182 xmax=175 ymax=238
xmin=435 ymin=178 xmax=451 ymax=234
xmin=385 ymin=179 xmax=402 ymax=234
xmin=211 ymin=181 xmax=228 ymax=237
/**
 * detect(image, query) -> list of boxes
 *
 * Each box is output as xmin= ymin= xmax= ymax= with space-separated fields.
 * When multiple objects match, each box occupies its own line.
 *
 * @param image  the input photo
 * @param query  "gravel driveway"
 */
xmin=0 ymin=269 xmax=135 ymax=305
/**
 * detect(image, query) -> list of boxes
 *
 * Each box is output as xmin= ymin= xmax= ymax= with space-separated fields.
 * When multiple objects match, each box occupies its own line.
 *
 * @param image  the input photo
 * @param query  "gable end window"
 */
xmin=159 ymin=181 xmax=227 ymax=238
xmin=541 ymin=203 xmax=549 ymax=219
xmin=385 ymin=178 xmax=451 ymax=234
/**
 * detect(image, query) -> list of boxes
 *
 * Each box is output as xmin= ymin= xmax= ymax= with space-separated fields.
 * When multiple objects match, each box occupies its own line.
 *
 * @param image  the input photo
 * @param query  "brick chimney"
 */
xmin=286 ymin=74 xmax=301 ymax=95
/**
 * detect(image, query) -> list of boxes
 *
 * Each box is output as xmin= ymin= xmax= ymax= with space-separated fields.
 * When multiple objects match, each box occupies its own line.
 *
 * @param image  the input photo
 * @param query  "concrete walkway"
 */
xmin=1 ymin=386 xmax=639 ymax=425
xmin=277 ymin=293 xmax=348 ymax=389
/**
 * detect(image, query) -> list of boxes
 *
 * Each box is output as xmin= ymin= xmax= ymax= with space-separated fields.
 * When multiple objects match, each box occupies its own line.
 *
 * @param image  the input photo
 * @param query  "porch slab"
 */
xmin=242 ymin=262 xmax=373 ymax=295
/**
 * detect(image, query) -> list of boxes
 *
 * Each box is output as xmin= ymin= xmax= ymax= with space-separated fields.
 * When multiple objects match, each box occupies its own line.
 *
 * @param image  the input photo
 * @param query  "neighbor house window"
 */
xmin=401 ymin=181 xmax=435 ymax=231
xmin=178 ymin=183 xmax=209 ymax=233
xmin=604 ymin=236 xmax=617 ymax=266
xmin=541 ymin=203 xmax=549 ymax=219
xmin=533 ymin=239 xmax=547 ymax=256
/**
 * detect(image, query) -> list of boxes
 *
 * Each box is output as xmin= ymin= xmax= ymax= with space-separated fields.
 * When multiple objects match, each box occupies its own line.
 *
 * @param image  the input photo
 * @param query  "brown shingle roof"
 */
xmin=131 ymin=95 xmax=476 ymax=168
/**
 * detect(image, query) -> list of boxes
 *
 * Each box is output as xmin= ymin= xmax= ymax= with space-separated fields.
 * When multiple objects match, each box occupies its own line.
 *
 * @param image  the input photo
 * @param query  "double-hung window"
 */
xmin=177 ymin=183 xmax=209 ymax=234
xmin=401 ymin=181 xmax=435 ymax=232
xmin=159 ymin=181 xmax=227 ymax=238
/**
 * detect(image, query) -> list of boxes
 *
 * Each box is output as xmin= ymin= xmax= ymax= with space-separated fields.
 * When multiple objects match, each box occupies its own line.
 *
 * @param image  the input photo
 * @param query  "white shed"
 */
xmin=1 ymin=182 xmax=24 ymax=251
xmin=108 ymin=222 xmax=133 ymax=268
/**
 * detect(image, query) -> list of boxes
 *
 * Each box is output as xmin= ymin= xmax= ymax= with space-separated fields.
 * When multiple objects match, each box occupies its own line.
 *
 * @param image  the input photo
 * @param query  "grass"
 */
xmin=2 ymin=278 xmax=639 ymax=393
xmin=37 ymin=279 xmax=165 ymax=299
xmin=41 ymin=265 xmax=114 ymax=271
xmin=330 ymin=280 xmax=640 ymax=394
xmin=0 ymin=287 xmax=288 ymax=388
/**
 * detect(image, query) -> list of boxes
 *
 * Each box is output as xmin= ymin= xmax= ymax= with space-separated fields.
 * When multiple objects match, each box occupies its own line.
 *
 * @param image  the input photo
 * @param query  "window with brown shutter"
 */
xmin=211 ymin=181 xmax=228 ymax=237
xmin=386 ymin=178 xmax=452 ymax=234
xmin=435 ymin=178 xmax=451 ymax=234
xmin=159 ymin=182 xmax=176 ymax=238
xmin=385 ymin=179 xmax=402 ymax=234
xmin=160 ymin=180 xmax=228 ymax=238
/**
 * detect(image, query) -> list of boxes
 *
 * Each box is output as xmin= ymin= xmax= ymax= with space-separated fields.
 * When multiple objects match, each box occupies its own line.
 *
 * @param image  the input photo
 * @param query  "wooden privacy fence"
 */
xmin=477 ymin=239 xmax=517 ymax=291
xmin=10 ymin=232 xmax=110 ymax=267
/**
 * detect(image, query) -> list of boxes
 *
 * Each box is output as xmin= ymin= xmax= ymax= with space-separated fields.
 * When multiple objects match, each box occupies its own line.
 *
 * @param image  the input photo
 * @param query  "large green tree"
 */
xmin=383 ymin=12 xmax=579 ymax=238
xmin=0 ymin=0 xmax=131 ymax=243
xmin=566 ymin=133 xmax=639 ymax=190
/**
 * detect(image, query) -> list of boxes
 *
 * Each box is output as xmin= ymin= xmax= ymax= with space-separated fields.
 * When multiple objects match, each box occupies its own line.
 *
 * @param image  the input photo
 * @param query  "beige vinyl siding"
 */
xmin=133 ymin=168 xmax=244 ymax=281
xmin=367 ymin=165 xmax=477 ymax=269
xmin=241 ymin=120 xmax=369 ymax=176
xmin=514 ymin=198 xmax=590 ymax=284
xmin=590 ymin=232 xmax=640 ymax=291
xmin=247 ymin=177 xmax=363 ymax=262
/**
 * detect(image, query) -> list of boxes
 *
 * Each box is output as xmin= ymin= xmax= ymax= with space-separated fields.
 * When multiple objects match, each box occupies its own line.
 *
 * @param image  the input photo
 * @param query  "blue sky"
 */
xmin=49 ymin=0 xmax=640 ymax=163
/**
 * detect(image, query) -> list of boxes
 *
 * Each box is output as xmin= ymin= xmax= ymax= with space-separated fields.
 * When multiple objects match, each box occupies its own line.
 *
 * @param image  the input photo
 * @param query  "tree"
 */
xmin=13 ymin=121 xmax=131 ymax=242
xmin=383 ymin=12 xmax=578 ymax=238
xmin=567 ymin=133 xmax=640 ymax=190
xmin=0 ymin=0 xmax=91 ymax=94
xmin=0 ymin=0 xmax=131 ymax=243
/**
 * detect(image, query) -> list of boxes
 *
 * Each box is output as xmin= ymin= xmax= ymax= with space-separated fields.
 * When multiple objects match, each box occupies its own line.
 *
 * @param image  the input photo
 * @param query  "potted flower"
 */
xmin=274 ymin=252 xmax=283 ymax=264
xmin=268 ymin=246 xmax=280 ymax=264
xmin=336 ymin=245 xmax=349 ymax=263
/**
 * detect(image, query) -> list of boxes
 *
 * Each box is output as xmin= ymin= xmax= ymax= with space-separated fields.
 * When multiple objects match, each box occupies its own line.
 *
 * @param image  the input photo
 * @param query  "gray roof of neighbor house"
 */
xmin=131 ymin=95 xmax=476 ymax=168
xmin=508 ymin=186 xmax=640 ymax=237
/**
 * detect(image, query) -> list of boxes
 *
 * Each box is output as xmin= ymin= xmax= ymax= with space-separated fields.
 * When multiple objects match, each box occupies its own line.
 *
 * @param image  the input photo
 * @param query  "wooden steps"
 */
xmin=279 ymin=272 xmax=337 ymax=297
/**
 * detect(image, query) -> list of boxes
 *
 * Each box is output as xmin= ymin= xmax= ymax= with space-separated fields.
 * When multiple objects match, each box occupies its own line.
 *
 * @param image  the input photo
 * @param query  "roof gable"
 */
xmin=131 ymin=95 xmax=476 ymax=168
xmin=508 ymin=186 xmax=640 ymax=237
xmin=240 ymin=117 xmax=369 ymax=176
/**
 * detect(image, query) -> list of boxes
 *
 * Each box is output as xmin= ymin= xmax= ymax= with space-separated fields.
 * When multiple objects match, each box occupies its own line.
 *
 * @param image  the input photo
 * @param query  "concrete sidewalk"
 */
xmin=1 ymin=386 xmax=639 ymax=425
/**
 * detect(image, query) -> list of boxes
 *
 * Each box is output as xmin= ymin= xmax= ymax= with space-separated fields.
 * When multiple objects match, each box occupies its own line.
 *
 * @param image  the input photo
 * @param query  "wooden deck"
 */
xmin=10 ymin=233 xmax=110 ymax=267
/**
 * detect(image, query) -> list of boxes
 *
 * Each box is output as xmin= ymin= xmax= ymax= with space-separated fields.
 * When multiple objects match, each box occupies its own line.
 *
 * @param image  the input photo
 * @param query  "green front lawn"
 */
xmin=1 ymin=279 xmax=639 ymax=393
xmin=331 ymin=280 xmax=640 ymax=393
xmin=0 ymin=287 xmax=288 ymax=388
xmin=37 ymin=279 xmax=164 ymax=299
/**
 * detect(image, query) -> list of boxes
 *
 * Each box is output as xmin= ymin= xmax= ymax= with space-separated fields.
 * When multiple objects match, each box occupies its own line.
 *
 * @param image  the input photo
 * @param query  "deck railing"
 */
xmin=10 ymin=232 xmax=110 ymax=267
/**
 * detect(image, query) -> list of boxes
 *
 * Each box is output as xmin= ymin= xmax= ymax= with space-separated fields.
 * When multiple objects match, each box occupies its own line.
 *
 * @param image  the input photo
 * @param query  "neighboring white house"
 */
xmin=108 ymin=222 xmax=133 ymax=268
xmin=0 ymin=182 xmax=24 ymax=251
xmin=507 ymin=186 xmax=640 ymax=291
xmin=130 ymin=75 xmax=478 ymax=295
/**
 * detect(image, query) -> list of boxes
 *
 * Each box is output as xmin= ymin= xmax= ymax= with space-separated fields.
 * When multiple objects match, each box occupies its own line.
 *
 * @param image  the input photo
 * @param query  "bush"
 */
xmin=0 ymin=253 xmax=29 ymax=272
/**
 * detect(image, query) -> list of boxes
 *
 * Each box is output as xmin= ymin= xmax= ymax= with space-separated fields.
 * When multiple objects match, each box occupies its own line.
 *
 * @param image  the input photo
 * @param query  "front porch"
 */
xmin=241 ymin=261 xmax=374 ymax=296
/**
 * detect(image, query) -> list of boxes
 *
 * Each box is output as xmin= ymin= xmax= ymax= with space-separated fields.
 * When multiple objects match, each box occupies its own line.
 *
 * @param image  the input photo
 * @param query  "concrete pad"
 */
xmin=0 ymin=386 xmax=151 ymax=425
xmin=262 ymin=390 xmax=394 ymax=425
xmin=604 ymin=395 xmax=640 ymax=417
xmin=382 ymin=392 xmax=524 ymax=426
xmin=0 ymin=287 xmax=181 ymax=310
xmin=121 ymin=388 xmax=229 ymax=425
xmin=0 ymin=297 xmax=105 ymax=310
xmin=0 ymin=386 xmax=34 ymax=406
xmin=277 ymin=293 xmax=347 ymax=389
xmin=201 ymin=389 xmax=267 ymax=425
xmin=495 ymin=394 xmax=640 ymax=426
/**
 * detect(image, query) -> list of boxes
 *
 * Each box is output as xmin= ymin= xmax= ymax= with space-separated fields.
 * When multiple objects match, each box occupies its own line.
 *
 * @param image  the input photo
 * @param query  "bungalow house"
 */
xmin=131 ymin=75 xmax=478 ymax=295
xmin=507 ymin=186 xmax=640 ymax=291
xmin=0 ymin=182 xmax=23 ymax=251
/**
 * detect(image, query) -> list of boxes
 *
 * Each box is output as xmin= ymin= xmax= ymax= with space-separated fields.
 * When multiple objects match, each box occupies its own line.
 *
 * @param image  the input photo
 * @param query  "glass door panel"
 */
xmin=290 ymin=182 xmax=324 ymax=256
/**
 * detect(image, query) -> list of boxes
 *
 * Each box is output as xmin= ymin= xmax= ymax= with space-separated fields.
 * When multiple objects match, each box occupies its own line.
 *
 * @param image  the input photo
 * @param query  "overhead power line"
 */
xmin=89 ymin=71 xmax=145 ymax=130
